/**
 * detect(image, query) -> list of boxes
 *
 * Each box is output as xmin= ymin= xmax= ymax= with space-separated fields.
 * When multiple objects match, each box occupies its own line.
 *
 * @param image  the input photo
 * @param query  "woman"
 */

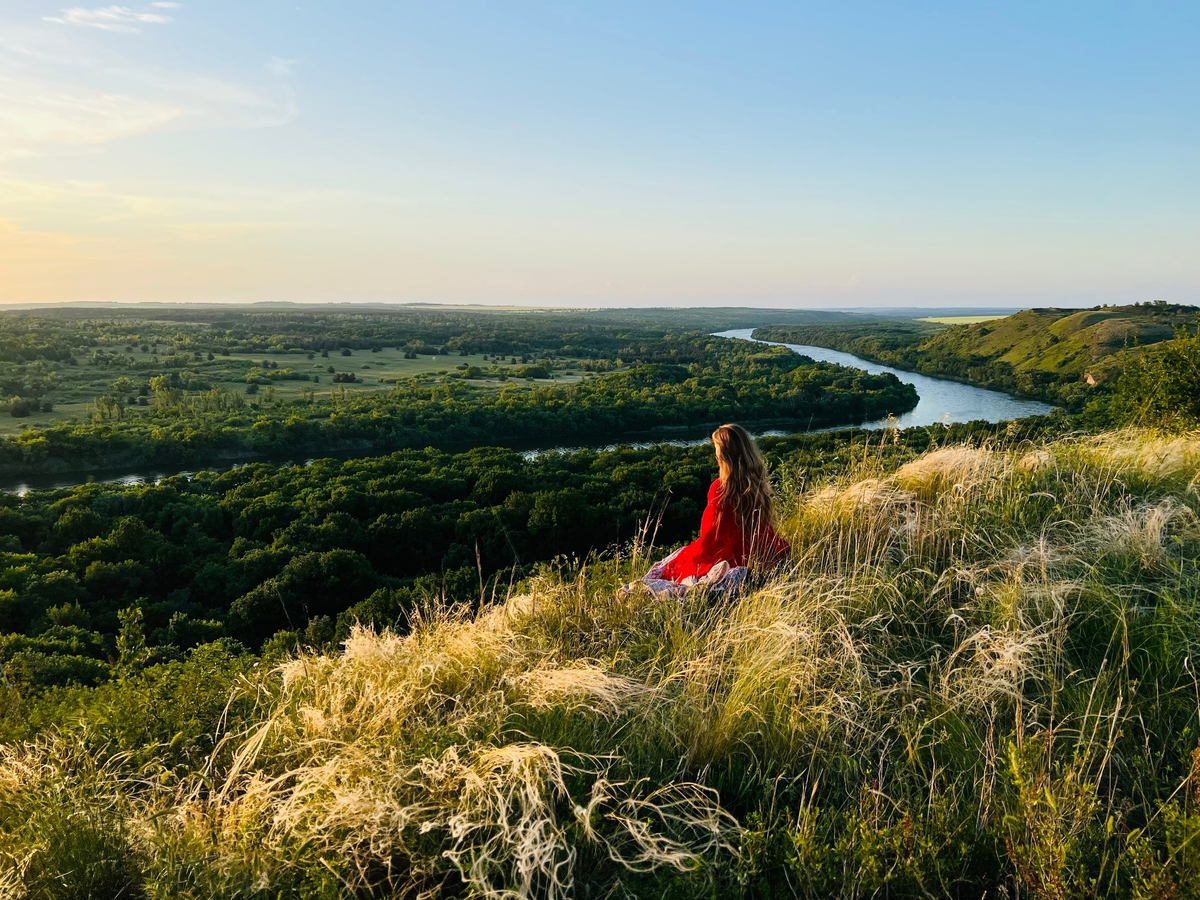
xmin=646 ymin=424 xmax=789 ymax=593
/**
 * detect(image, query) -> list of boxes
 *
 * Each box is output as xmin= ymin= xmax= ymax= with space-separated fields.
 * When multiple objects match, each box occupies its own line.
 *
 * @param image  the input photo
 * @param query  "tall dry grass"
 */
xmin=3 ymin=428 xmax=1200 ymax=898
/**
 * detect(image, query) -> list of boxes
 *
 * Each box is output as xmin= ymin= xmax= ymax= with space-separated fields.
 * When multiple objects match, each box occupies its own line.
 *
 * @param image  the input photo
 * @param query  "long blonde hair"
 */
xmin=712 ymin=424 xmax=774 ymax=533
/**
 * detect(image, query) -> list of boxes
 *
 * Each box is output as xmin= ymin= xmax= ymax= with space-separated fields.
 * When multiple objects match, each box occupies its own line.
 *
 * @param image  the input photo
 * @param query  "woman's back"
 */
xmin=660 ymin=478 xmax=789 ymax=581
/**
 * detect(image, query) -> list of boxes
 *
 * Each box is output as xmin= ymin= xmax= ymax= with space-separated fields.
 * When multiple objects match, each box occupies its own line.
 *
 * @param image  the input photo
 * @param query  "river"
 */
xmin=2 ymin=331 xmax=1055 ymax=494
xmin=715 ymin=328 xmax=1055 ymax=430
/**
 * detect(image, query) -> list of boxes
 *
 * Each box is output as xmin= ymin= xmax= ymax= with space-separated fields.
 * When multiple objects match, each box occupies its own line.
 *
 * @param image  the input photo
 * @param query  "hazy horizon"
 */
xmin=2 ymin=2 xmax=1196 ymax=308
xmin=0 ymin=298 xmax=1036 ymax=312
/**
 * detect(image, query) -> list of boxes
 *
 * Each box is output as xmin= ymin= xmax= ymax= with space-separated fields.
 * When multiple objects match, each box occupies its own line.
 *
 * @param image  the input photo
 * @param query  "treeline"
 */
xmin=1112 ymin=323 xmax=1200 ymax=427
xmin=0 ymin=305 xmax=852 ymax=363
xmin=0 ymin=337 xmax=918 ymax=475
xmin=0 ymin=417 xmax=1060 ymax=711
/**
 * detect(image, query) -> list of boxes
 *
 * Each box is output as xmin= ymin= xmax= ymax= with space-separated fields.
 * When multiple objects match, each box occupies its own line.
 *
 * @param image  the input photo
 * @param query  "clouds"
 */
xmin=0 ymin=16 xmax=296 ymax=159
xmin=0 ymin=65 xmax=295 ymax=158
xmin=0 ymin=73 xmax=183 ymax=151
xmin=265 ymin=57 xmax=300 ymax=77
xmin=2 ymin=2 xmax=300 ymax=159
xmin=44 ymin=5 xmax=176 ymax=34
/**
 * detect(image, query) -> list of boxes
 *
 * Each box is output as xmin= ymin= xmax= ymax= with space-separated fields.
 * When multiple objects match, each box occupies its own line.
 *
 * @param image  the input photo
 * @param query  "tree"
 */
xmin=1115 ymin=322 xmax=1200 ymax=428
xmin=116 ymin=606 xmax=151 ymax=672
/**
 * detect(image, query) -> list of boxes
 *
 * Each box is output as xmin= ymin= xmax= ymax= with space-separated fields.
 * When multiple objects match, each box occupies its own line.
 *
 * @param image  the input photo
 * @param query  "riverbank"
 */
xmin=751 ymin=304 xmax=1200 ymax=413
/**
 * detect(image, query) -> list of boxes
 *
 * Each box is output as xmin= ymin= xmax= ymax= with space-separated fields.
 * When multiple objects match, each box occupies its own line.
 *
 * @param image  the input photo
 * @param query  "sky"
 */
xmin=0 ymin=2 xmax=1197 ymax=308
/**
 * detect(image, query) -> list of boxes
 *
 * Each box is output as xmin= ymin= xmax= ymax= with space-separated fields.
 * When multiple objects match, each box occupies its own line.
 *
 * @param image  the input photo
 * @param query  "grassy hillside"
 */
xmin=3 ymin=427 xmax=1200 ymax=897
xmin=756 ymin=302 xmax=1200 ymax=410
xmin=919 ymin=304 xmax=1197 ymax=392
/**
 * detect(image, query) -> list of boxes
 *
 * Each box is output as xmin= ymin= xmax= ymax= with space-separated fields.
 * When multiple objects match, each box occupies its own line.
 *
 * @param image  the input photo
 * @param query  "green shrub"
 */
xmin=1113 ymin=321 xmax=1200 ymax=427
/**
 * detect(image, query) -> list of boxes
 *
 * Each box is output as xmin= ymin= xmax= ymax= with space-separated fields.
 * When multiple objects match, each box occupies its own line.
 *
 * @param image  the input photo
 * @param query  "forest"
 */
xmin=0 ymin=309 xmax=916 ymax=475
xmin=0 ymin=416 xmax=1065 ymax=712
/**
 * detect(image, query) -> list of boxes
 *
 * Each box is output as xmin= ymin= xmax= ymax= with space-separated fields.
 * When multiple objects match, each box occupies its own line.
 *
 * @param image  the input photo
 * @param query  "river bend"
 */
xmin=715 ymin=329 xmax=1054 ymax=429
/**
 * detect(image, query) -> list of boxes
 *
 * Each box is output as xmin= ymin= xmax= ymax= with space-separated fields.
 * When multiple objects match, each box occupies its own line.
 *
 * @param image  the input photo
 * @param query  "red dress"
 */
xmin=661 ymin=479 xmax=790 ymax=581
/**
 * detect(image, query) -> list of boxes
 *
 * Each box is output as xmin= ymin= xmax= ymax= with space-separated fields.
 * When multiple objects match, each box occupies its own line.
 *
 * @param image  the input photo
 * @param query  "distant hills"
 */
xmin=755 ymin=302 xmax=1200 ymax=409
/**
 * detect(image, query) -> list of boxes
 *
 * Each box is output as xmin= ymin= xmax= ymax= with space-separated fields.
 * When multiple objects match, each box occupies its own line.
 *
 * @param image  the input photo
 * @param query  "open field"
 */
xmin=917 ymin=314 xmax=1002 ymax=324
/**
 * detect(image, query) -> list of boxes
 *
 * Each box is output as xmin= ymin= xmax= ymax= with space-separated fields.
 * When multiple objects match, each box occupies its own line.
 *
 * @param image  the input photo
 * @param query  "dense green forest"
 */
xmin=755 ymin=302 xmax=1200 ymax=411
xmin=0 ymin=316 xmax=917 ymax=475
xmin=0 ymin=418 xmax=1063 ymax=713
xmin=0 ymin=306 xmax=858 ymax=436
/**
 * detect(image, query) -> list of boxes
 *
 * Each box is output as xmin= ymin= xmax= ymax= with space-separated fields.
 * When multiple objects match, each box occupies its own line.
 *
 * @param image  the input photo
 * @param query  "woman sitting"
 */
xmin=638 ymin=423 xmax=790 ymax=597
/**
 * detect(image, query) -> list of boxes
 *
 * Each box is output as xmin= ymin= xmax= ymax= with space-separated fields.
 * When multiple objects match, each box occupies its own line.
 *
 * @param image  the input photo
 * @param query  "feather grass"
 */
xmin=3 ymin=428 xmax=1200 ymax=897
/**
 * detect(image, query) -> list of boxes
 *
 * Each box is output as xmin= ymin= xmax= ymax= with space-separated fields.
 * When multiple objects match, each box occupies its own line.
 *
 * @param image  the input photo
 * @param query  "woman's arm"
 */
xmin=686 ymin=479 xmax=734 ymax=562
xmin=660 ymin=480 xmax=723 ymax=580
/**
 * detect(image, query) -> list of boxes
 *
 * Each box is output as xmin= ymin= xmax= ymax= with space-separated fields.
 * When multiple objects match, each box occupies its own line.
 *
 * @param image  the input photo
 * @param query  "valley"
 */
xmin=1 ymin=303 xmax=1197 ymax=899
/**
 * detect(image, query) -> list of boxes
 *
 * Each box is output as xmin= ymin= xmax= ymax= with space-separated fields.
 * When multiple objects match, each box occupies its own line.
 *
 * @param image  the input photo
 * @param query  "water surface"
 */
xmin=715 ymin=328 xmax=1054 ymax=429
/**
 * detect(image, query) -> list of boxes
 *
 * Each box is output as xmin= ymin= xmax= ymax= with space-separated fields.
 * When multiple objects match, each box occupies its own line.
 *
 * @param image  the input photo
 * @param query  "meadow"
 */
xmin=3 ymin=424 xmax=1199 ymax=898
xmin=916 ymin=315 xmax=1003 ymax=325
xmin=0 ymin=346 xmax=603 ymax=437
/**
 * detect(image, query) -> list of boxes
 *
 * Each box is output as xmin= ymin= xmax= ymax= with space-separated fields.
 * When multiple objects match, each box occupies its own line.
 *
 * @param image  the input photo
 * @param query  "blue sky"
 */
xmin=1 ymin=1 xmax=1197 ymax=306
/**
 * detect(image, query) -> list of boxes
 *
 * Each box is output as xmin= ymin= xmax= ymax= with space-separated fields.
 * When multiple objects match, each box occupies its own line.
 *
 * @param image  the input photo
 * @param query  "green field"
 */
xmin=917 ymin=314 xmax=1002 ymax=324
xmin=0 ymin=349 xmax=607 ymax=437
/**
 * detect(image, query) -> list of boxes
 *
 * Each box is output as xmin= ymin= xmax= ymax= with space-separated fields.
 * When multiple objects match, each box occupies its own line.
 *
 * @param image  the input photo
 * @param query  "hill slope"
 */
xmin=4 ymin=428 xmax=1200 ymax=897
xmin=756 ymin=302 xmax=1200 ymax=409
